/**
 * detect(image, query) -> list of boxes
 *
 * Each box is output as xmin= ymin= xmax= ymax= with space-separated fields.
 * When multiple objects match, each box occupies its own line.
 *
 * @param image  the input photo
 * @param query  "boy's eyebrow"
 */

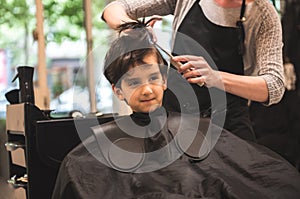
xmin=124 ymin=76 xmax=139 ymax=81
xmin=123 ymin=76 xmax=141 ymax=84
xmin=149 ymin=71 xmax=161 ymax=76
xmin=123 ymin=71 xmax=161 ymax=82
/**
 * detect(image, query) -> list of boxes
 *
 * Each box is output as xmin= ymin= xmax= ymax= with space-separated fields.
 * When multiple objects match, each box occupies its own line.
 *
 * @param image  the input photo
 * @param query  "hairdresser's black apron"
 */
xmin=163 ymin=0 xmax=255 ymax=141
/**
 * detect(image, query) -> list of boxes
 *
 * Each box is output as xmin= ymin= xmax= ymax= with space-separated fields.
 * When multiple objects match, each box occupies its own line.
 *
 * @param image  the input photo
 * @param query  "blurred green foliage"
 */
xmin=0 ymin=0 xmax=108 ymax=66
xmin=0 ymin=0 xmax=32 ymax=27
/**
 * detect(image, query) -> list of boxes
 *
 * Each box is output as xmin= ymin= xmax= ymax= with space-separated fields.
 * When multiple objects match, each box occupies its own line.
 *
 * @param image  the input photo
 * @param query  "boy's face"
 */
xmin=113 ymin=54 xmax=167 ymax=113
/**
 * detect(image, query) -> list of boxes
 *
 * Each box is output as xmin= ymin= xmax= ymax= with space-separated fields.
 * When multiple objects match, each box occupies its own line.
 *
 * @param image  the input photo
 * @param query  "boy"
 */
xmin=52 ymin=22 xmax=300 ymax=199
xmin=100 ymin=24 xmax=210 ymax=171
xmin=103 ymin=23 xmax=168 ymax=114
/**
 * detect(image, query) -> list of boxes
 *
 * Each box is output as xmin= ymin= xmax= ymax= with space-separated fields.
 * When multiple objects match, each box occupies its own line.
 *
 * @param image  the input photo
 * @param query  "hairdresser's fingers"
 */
xmin=147 ymin=15 xmax=162 ymax=43
xmin=173 ymin=55 xmax=203 ymax=62
xmin=173 ymin=55 xmax=204 ymax=71
xmin=147 ymin=15 xmax=163 ymax=27
xmin=186 ymin=76 xmax=206 ymax=86
xmin=182 ymin=67 xmax=206 ymax=79
xmin=177 ymin=59 xmax=207 ymax=73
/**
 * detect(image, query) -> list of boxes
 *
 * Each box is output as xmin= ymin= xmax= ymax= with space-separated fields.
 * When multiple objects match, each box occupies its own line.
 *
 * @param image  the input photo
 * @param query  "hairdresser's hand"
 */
xmin=147 ymin=15 xmax=162 ymax=27
xmin=173 ymin=55 xmax=223 ymax=88
xmin=146 ymin=15 xmax=162 ymax=43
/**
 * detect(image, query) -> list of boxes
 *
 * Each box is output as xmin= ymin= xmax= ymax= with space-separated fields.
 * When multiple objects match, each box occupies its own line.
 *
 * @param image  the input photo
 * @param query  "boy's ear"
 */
xmin=112 ymin=84 xmax=125 ymax=100
xmin=162 ymin=75 xmax=167 ymax=90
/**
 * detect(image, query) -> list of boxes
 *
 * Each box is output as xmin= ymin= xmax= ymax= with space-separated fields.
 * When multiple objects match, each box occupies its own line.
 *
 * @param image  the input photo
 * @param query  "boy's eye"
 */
xmin=149 ymin=75 xmax=162 ymax=83
xmin=127 ymin=80 xmax=141 ymax=87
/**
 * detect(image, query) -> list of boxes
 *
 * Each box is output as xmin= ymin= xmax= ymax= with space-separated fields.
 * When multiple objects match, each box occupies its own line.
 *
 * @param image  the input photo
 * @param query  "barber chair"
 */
xmin=1 ymin=66 xmax=114 ymax=198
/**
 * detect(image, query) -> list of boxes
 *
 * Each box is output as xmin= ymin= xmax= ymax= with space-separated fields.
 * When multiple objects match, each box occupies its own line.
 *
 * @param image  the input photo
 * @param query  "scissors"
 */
xmin=155 ymin=43 xmax=205 ymax=87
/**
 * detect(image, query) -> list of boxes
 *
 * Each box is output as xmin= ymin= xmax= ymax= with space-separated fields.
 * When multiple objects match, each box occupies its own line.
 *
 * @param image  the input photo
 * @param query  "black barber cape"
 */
xmin=52 ymin=110 xmax=300 ymax=199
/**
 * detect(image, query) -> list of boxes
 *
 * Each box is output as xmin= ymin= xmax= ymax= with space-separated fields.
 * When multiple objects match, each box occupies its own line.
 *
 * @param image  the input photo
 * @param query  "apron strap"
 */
xmin=237 ymin=0 xmax=247 ymax=55
xmin=239 ymin=0 xmax=246 ymax=20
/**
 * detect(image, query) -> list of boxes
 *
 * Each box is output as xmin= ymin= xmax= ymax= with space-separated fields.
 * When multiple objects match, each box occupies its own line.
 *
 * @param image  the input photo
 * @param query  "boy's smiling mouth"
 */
xmin=140 ymin=98 xmax=155 ymax=103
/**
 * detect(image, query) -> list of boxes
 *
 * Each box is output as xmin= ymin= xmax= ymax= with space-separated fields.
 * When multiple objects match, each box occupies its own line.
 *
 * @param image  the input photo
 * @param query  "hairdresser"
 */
xmin=102 ymin=0 xmax=284 ymax=141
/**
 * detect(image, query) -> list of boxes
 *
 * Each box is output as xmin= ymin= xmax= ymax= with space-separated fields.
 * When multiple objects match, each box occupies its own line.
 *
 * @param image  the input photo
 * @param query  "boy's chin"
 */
xmin=142 ymin=104 xmax=161 ymax=113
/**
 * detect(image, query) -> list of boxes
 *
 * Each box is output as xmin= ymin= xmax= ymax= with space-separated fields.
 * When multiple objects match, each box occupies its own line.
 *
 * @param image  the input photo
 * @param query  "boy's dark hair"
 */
xmin=104 ymin=19 xmax=167 ymax=88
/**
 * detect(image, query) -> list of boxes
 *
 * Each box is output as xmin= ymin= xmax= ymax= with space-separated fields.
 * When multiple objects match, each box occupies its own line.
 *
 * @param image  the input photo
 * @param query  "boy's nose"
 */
xmin=141 ymin=84 xmax=153 ymax=95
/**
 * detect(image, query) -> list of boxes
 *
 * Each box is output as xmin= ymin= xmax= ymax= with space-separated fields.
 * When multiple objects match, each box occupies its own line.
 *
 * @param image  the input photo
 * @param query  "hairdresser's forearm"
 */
xmin=218 ymin=71 xmax=269 ymax=103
